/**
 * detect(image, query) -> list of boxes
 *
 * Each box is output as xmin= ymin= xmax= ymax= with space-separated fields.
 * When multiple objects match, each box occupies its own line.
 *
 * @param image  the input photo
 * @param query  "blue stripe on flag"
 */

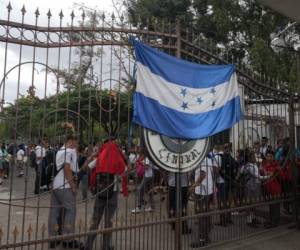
xmin=133 ymin=92 xmax=242 ymax=139
xmin=131 ymin=39 xmax=235 ymax=88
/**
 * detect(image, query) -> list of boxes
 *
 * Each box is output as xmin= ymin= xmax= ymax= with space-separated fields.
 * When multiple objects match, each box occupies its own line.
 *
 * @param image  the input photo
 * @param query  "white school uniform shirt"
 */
xmin=129 ymin=153 xmax=137 ymax=164
xmin=168 ymin=172 xmax=189 ymax=187
xmin=35 ymin=145 xmax=46 ymax=165
xmin=53 ymin=147 xmax=78 ymax=190
xmin=17 ymin=149 xmax=25 ymax=161
xmin=194 ymin=157 xmax=214 ymax=196
xmin=213 ymin=152 xmax=224 ymax=184
xmin=144 ymin=157 xmax=153 ymax=178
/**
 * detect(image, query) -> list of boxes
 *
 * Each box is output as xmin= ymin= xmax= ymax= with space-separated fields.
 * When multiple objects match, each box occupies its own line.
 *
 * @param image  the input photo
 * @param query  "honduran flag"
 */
xmin=130 ymin=38 xmax=242 ymax=140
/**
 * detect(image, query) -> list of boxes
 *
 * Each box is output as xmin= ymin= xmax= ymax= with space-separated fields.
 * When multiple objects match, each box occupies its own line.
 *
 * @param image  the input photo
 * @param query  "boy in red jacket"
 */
xmin=83 ymin=137 xmax=127 ymax=250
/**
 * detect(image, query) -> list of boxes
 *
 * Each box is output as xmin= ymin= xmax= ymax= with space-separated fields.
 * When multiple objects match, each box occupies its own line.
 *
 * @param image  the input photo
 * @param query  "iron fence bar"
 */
xmin=0 ymin=20 xmax=178 ymax=37
xmin=0 ymin=37 xmax=178 ymax=49
xmin=0 ymin=197 xmax=294 ymax=249
xmin=6 ymin=5 xmax=26 ymax=245
xmin=180 ymin=39 xmax=288 ymax=93
xmin=289 ymin=91 xmax=299 ymax=229
xmin=175 ymin=18 xmax=182 ymax=250
xmin=0 ymin=4 xmax=11 ymax=111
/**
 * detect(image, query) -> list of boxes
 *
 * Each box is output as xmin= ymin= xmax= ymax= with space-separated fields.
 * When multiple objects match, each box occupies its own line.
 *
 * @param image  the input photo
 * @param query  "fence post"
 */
xmin=175 ymin=18 xmax=182 ymax=250
xmin=289 ymin=90 xmax=299 ymax=228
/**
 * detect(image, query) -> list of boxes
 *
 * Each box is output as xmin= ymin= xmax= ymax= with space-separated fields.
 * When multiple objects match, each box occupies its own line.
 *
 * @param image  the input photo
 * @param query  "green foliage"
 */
xmin=0 ymin=87 xmax=132 ymax=143
xmin=128 ymin=0 xmax=192 ymax=21
xmin=128 ymin=0 xmax=296 ymax=84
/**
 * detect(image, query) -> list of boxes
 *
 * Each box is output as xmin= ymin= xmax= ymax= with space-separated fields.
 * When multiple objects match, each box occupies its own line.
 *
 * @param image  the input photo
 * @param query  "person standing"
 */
xmin=132 ymin=150 xmax=155 ymax=213
xmin=34 ymin=140 xmax=47 ymax=194
xmin=167 ymin=172 xmax=191 ymax=234
xmin=0 ymin=143 xmax=9 ymax=180
xmin=239 ymin=150 xmax=270 ymax=227
xmin=16 ymin=144 xmax=25 ymax=177
xmin=83 ymin=137 xmax=127 ymax=250
xmin=190 ymin=155 xmax=216 ymax=248
xmin=48 ymin=134 xmax=81 ymax=249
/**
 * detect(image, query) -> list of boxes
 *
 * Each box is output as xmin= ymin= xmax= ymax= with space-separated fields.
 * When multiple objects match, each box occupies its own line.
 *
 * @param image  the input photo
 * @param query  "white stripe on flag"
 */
xmin=136 ymin=62 xmax=239 ymax=114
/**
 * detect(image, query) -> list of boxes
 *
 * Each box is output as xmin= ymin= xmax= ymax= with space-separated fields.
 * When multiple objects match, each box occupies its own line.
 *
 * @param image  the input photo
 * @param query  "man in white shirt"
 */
xmin=190 ymin=155 xmax=216 ymax=248
xmin=48 ymin=135 xmax=82 ymax=249
xmin=16 ymin=144 xmax=25 ymax=177
xmin=34 ymin=140 xmax=47 ymax=194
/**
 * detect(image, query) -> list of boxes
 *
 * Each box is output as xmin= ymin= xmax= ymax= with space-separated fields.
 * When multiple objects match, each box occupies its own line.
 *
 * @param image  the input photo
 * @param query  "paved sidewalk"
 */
xmin=206 ymin=225 xmax=300 ymax=250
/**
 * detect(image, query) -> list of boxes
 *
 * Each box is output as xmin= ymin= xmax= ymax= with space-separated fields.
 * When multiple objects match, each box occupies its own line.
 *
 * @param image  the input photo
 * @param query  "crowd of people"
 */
xmin=0 ymin=134 xmax=298 ymax=249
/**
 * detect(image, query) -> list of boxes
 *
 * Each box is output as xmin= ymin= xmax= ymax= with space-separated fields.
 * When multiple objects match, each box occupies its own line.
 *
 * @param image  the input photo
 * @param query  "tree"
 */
xmin=0 ymin=85 xmax=132 ymax=144
xmin=127 ymin=0 xmax=296 ymax=85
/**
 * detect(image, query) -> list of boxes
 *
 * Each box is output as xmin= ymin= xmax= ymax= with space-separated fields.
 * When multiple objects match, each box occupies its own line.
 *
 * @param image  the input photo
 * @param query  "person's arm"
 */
xmin=195 ymin=170 xmax=206 ymax=185
xmin=190 ymin=170 xmax=206 ymax=190
xmin=64 ymin=163 xmax=77 ymax=193
xmin=253 ymin=165 xmax=270 ymax=180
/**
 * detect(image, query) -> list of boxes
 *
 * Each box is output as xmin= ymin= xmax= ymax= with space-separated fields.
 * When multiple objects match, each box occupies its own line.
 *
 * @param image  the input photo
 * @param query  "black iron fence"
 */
xmin=0 ymin=3 xmax=299 ymax=250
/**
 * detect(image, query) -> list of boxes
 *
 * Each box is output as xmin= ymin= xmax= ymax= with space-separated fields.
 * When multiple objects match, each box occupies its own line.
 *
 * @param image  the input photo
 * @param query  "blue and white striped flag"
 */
xmin=131 ymin=38 xmax=242 ymax=139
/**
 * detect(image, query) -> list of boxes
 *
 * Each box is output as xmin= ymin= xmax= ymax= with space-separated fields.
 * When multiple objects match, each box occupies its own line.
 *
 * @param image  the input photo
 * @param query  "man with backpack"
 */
xmin=215 ymin=143 xmax=238 ymax=226
xmin=48 ymin=134 xmax=82 ymax=249
xmin=83 ymin=137 xmax=127 ymax=250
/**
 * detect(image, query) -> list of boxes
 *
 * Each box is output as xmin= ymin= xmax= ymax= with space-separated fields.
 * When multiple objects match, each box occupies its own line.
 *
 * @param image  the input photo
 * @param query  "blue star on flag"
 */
xmin=181 ymin=102 xmax=188 ymax=110
xmin=180 ymin=88 xmax=187 ymax=97
xmin=210 ymin=88 xmax=216 ymax=95
xmin=196 ymin=97 xmax=203 ymax=104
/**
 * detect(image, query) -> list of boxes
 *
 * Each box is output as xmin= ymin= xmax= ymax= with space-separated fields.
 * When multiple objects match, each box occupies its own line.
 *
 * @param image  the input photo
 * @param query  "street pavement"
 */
xmin=206 ymin=226 xmax=300 ymax=250
xmin=0 ymin=166 xmax=295 ymax=249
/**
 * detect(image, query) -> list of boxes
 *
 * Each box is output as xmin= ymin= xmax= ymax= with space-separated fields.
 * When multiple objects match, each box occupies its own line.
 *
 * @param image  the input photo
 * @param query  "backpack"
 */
xmin=44 ymin=149 xmax=60 ymax=185
xmin=217 ymin=153 xmax=238 ymax=186
xmin=89 ymin=168 xmax=115 ymax=199
xmin=29 ymin=150 xmax=38 ymax=169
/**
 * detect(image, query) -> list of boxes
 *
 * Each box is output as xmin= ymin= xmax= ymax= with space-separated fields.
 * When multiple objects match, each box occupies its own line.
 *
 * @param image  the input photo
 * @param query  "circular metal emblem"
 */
xmin=143 ymin=128 xmax=210 ymax=173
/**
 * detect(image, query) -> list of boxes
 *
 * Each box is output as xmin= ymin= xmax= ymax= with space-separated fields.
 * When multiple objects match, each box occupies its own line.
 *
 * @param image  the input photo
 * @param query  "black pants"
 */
xmin=168 ymin=186 xmax=189 ymax=230
xmin=34 ymin=163 xmax=47 ymax=194
xmin=85 ymin=192 xmax=118 ymax=250
xmin=217 ymin=183 xmax=232 ymax=225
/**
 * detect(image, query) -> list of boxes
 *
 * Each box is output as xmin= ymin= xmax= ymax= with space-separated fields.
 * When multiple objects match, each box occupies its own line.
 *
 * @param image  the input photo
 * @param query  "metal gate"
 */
xmin=0 ymin=4 xmax=299 ymax=250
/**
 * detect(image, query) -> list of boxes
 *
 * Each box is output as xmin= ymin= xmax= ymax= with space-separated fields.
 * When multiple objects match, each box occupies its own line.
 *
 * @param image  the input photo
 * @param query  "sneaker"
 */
xmin=0 ymin=178 xmax=3 ymax=185
xmin=131 ymin=207 xmax=143 ymax=213
xmin=18 ymin=172 xmax=24 ymax=177
xmin=3 ymin=174 xmax=7 ymax=179
xmin=145 ymin=207 xmax=154 ymax=212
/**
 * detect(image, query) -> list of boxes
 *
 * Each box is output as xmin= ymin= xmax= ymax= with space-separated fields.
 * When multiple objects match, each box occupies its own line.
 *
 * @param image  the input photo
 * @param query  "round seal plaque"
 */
xmin=143 ymin=128 xmax=210 ymax=173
